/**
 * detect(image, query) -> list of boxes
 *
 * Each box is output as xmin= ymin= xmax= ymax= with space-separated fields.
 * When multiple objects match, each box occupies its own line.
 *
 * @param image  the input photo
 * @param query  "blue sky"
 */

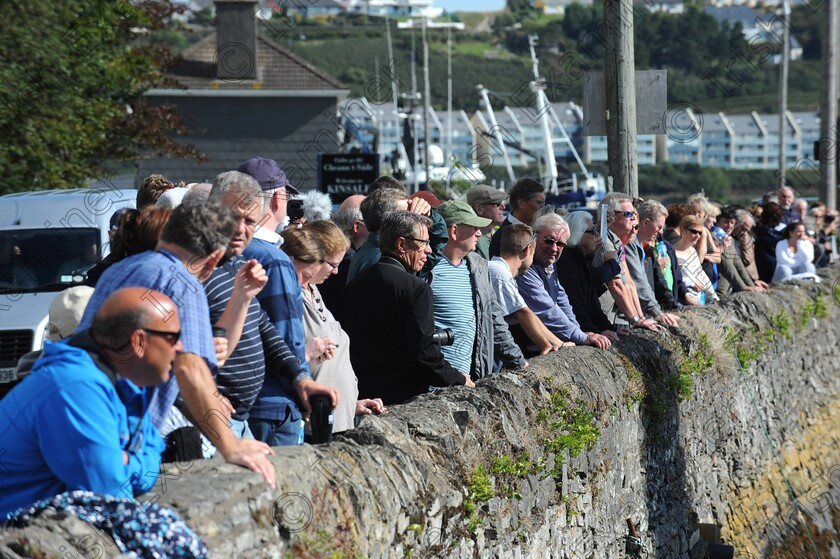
xmin=438 ymin=0 xmax=506 ymax=12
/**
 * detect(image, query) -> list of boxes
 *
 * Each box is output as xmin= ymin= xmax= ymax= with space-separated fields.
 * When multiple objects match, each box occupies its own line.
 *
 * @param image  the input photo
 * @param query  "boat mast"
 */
xmin=778 ymin=0 xmax=790 ymax=188
xmin=385 ymin=18 xmax=402 ymax=177
xmin=410 ymin=28 xmax=420 ymax=192
xmin=528 ymin=35 xmax=558 ymax=193
xmin=422 ymin=17 xmax=431 ymax=191
xmin=447 ymin=26 xmax=453 ymax=163
xmin=477 ymin=85 xmax=516 ymax=183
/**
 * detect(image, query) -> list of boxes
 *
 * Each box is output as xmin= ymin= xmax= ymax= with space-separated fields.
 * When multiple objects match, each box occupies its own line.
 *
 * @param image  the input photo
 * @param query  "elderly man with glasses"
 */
xmin=233 ymin=159 xmax=338 ymax=447
xmin=555 ymin=211 xmax=627 ymax=341
xmin=591 ymin=193 xmax=659 ymax=331
xmin=515 ymin=213 xmax=613 ymax=350
xmin=342 ymin=211 xmax=472 ymax=405
xmin=201 ymin=171 xmax=338 ymax=448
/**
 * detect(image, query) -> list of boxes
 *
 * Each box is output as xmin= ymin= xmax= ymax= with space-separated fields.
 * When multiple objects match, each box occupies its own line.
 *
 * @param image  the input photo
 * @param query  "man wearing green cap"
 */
xmin=431 ymin=200 xmax=527 ymax=381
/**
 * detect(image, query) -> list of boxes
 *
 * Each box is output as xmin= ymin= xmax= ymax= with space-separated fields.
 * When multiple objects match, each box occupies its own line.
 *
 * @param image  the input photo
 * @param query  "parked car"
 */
xmin=0 ymin=188 xmax=136 ymax=397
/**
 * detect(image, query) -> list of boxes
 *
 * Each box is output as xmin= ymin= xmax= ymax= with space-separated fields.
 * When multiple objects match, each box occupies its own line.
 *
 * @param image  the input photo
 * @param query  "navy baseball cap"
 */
xmin=109 ymin=207 xmax=132 ymax=230
xmin=236 ymin=157 xmax=299 ymax=195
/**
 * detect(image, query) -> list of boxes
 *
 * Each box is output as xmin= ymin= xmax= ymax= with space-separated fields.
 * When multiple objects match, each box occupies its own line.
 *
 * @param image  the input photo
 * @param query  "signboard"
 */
xmin=318 ymin=154 xmax=380 ymax=203
xmin=581 ymin=70 xmax=668 ymax=136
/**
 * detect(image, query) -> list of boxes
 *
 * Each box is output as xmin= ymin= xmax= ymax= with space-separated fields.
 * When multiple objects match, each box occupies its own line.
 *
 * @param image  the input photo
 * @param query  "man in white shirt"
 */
xmin=487 ymin=223 xmax=569 ymax=356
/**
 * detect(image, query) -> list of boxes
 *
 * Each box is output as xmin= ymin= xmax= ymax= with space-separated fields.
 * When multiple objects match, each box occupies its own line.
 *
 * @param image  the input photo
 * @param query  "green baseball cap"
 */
xmin=437 ymin=200 xmax=492 ymax=228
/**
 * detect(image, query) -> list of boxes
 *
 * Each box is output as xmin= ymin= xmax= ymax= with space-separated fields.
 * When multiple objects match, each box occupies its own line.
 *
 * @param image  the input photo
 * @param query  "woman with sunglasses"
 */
xmin=672 ymin=215 xmax=719 ymax=305
xmin=281 ymin=222 xmax=387 ymax=435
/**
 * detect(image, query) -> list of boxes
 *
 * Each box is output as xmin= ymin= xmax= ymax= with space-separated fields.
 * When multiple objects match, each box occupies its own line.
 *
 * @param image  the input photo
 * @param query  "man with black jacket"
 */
xmin=341 ymin=211 xmax=472 ymax=405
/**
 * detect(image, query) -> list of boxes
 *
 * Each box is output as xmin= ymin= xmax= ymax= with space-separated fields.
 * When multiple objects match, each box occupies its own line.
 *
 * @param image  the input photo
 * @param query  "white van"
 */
xmin=0 ymin=188 xmax=137 ymax=393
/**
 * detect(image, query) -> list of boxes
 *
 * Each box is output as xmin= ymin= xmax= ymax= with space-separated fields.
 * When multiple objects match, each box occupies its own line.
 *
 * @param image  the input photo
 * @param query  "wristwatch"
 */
xmin=629 ymin=315 xmax=640 ymax=325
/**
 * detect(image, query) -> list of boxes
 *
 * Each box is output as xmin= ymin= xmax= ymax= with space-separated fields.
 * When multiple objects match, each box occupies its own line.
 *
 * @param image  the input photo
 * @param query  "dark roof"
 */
xmin=702 ymin=6 xmax=759 ymax=28
xmin=304 ymin=0 xmax=342 ymax=7
xmin=165 ymin=32 xmax=346 ymax=90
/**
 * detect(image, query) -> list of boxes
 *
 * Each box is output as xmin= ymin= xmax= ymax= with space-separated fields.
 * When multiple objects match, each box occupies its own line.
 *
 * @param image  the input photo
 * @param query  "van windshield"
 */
xmin=0 ymin=228 xmax=102 ymax=293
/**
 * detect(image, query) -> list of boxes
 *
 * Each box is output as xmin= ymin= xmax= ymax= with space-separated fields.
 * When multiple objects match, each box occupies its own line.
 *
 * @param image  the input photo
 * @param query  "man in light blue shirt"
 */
xmin=515 ymin=213 xmax=612 ymax=350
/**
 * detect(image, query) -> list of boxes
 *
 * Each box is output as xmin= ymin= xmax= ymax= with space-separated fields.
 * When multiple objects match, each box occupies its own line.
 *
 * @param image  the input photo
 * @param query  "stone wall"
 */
xmin=3 ymin=271 xmax=840 ymax=559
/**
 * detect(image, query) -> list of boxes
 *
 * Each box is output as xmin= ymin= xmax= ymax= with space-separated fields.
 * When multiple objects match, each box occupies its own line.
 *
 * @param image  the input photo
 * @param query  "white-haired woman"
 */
xmin=556 ymin=211 xmax=624 ymax=340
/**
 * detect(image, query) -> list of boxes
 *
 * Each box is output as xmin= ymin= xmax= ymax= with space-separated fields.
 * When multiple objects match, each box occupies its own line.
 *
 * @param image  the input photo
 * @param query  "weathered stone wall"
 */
xmin=3 ymin=270 xmax=840 ymax=559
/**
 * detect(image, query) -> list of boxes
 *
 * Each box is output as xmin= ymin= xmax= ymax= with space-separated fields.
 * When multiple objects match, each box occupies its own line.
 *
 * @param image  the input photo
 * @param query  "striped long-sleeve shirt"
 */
xmin=204 ymin=255 xmax=306 ymax=421
xmin=78 ymin=249 xmax=217 ymax=432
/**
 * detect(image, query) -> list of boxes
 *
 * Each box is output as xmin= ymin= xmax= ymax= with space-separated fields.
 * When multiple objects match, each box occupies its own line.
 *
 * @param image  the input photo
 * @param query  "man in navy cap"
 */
xmin=236 ymin=157 xmax=310 ymax=446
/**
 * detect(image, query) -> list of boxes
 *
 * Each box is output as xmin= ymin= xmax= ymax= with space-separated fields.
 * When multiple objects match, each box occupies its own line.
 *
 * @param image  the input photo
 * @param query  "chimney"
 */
xmin=214 ymin=0 xmax=259 ymax=81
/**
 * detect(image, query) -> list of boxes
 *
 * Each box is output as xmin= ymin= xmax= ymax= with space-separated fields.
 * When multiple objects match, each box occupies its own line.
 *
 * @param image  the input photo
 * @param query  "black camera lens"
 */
xmin=212 ymin=326 xmax=226 ymax=338
xmin=431 ymin=328 xmax=455 ymax=346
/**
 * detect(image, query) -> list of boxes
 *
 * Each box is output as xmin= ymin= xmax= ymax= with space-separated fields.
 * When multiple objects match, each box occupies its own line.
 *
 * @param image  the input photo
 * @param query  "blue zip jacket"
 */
xmin=0 ymin=337 xmax=164 ymax=518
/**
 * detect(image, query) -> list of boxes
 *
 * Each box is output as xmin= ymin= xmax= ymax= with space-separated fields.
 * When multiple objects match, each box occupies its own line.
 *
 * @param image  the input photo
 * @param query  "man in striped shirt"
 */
xmin=204 ymin=171 xmax=338 ymax=441
xmin=431 ymin=201 xmax=526 ymax=381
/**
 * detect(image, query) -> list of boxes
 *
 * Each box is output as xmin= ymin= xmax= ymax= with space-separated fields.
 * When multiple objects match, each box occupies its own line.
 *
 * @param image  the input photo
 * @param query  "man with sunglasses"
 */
xmin=0 ymin=288 xmax=180 ymax=517
xmin=516 ymin=213 xmax=613 ymax=350
xmin=430 ymin=201 xmax=526 ymax=381
xmin=592 ymin=193 xmax=659 ymax=331
xmin=467 ymin=184 xmax=508 ymax=260
xmin=625 ymin=200 xmax=681 ymax=327
xmin=489 ymin=224 xmax=569 ymax=355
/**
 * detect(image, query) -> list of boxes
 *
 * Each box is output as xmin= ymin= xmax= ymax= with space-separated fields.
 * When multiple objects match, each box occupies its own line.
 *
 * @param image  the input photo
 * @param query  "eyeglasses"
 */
xmin=260 ymin=188 xmax=290 ymax=201
xmin=322 ymin=259 xmax=341 ymax=271
xmin=528 ymin=197 xmax=546 ymax=208
xmin=543 ymin=237 xmax=567 ymax=248
xmin=406 ymin=237 xmax=431 ymax=247
xmin=615 ymin=211 xmax=636 ymax=220
xmin=142 ymin=328 xmax=181 ymax=346
xmin=687 ymin=228 xmax=703 ymax=236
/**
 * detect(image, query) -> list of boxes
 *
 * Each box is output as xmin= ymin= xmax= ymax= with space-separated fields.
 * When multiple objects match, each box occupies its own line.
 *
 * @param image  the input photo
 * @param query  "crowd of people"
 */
xmin=0 ymin=163 xmax=834 ymax=549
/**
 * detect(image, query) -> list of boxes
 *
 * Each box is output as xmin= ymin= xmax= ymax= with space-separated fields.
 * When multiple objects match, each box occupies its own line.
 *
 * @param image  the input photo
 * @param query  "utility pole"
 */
xmin=778 ymin=0 xmax=790 ymax=188
xmin=603 ymin=0 xmax=638 ymax=197
xmin=821 ymin=0 xmax=838 ymax=209
xmin=422 ymin=17 xmax=431 ymax=190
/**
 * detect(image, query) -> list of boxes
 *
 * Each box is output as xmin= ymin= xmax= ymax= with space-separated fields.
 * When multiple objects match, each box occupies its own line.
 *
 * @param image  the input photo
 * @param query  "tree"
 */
xmin=0 ymin=1 xmax=200 ymax=193
xmin=506 ymin=0 xmax=535 ymax=18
